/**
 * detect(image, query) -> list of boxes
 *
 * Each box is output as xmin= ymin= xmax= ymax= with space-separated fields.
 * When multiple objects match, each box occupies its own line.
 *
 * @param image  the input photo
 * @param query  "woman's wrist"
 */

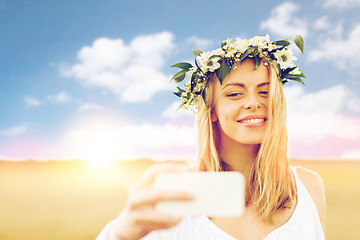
xmin=106 ymin=219 xmax=134 ymax=240
xmin=107 ymin=226 xmax=124 ymax=240
xmin=106 ymin=220 xmax=125 ymax=240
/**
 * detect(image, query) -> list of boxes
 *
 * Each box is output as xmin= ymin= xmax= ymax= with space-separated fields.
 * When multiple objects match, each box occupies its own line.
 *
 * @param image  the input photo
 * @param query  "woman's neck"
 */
xmin=218 ymin=135 xmax=259 ymax=178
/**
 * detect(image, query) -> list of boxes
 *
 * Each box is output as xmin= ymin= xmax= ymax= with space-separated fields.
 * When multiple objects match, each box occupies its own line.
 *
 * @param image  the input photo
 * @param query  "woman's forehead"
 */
xmin=221 ymin=60 xmax=270 ymax=85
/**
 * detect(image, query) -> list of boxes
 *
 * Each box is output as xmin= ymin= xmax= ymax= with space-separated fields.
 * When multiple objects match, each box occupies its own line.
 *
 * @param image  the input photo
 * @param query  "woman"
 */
xmin=97 ymin=34 xmax=326 ymax=240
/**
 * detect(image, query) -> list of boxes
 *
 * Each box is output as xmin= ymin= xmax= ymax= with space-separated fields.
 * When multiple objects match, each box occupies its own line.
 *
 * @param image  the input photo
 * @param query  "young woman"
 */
xmin=97 ymin=35 xmax=326 ymax=240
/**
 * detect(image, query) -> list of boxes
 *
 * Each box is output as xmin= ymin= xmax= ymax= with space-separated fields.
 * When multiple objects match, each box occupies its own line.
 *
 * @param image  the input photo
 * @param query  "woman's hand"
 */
xmin=108 ymin=162 xmax=194 ymax=240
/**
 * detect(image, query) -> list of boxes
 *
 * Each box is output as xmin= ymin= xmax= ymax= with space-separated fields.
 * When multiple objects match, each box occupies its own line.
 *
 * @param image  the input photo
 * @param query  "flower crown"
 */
xmin=171 ymin=34 xmax=305 ymax=111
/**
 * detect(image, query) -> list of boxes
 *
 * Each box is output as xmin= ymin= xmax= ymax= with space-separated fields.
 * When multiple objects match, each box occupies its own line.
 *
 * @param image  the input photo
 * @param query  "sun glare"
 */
xmin=84 ymin=134 xmax=120 ymax=171
xmin=63 ymin=118 xmax=124 ymax=172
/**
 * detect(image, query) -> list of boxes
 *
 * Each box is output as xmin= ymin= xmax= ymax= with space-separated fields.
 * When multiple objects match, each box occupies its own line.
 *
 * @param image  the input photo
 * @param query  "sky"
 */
xmin=0 ymin=0 xmax=359 ymax=163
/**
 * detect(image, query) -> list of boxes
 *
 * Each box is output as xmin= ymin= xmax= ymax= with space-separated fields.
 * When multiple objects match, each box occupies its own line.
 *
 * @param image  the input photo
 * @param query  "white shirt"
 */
xmin=96 ymin=167 xmax=325 ymax=240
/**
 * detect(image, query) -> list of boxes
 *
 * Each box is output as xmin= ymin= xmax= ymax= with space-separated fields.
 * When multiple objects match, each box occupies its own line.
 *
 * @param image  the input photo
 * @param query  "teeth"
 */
xmin=240 ymin=118 xmax=265 ymax=124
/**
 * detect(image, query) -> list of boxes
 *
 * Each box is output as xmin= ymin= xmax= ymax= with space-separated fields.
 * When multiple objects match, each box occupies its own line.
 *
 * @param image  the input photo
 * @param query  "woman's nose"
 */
xmin=243 ymin=94 xmax=260 ymax=111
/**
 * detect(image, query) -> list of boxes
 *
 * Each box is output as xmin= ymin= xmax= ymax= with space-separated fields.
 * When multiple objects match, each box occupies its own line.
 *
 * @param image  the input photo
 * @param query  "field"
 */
xmin=0 ymin=159 xmax=359 ymax=240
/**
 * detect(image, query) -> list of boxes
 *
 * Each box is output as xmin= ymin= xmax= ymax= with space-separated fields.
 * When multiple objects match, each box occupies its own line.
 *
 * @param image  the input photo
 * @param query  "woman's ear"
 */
xmin=210 ymin=109 xmax=218 ymax=122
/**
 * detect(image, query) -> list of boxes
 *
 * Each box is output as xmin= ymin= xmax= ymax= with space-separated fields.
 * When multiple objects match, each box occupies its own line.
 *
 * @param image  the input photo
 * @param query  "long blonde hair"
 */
xmin=194 ymin=61 xmax=296 ymax=223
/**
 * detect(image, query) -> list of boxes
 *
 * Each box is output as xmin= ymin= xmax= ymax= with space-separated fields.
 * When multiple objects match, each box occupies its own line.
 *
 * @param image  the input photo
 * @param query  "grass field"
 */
xmin=0 ymin=159 xmax=359 ymax=240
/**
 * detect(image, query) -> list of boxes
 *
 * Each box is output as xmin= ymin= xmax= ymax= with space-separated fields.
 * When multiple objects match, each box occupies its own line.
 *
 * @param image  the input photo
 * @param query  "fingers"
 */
xmin=114 ymin=209 xmax=183 ymax=239
xmin=112 ymin=162 xmax=194 ymax=240
xmin=128 ymin=189 xmax=194 ymax=209
xmin=130 ymin=162 xmax=191 ymax=190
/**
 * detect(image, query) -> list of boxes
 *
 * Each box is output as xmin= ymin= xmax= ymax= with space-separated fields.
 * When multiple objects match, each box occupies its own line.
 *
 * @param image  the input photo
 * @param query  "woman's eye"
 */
xmin=259 ymin=91 xmax=269 ymax=96
xmin=227 ymin=93 xmax=243 ymax=98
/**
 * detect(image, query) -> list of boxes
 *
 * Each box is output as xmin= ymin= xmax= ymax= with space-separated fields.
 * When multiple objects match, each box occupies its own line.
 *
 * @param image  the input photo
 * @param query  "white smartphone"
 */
xmin=154 ymin=171 xmax=245 ymax=217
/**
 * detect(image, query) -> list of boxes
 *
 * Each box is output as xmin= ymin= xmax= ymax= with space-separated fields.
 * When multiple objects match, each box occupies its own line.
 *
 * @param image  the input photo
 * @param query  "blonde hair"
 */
xmin=194 ymin=61 xmax=296 ymax=223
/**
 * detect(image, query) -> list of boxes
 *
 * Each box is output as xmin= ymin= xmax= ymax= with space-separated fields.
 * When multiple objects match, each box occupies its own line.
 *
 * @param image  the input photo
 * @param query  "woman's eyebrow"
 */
xmin=257 ymin=82 xmax=269 ymax=88
xmin=222 ymin=82 xmax=269 ymax=90
xmin=222 ymin=83 xmax=245 ymax=90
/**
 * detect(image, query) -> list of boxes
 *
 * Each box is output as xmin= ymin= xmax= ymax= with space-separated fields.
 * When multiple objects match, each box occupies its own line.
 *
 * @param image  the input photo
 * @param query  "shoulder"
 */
xmin=293 ymin=166 xmax=324 ymax=196
xmin=292 ymin=166 xmax=326 ymax=232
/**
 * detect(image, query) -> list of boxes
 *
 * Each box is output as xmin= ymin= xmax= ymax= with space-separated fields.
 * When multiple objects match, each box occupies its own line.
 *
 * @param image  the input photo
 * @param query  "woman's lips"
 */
xmin=237 ymin=115 xmax=267 ymax=128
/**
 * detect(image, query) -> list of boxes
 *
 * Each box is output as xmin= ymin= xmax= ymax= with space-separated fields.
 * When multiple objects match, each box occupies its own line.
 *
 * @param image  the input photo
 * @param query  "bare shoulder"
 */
xmin=293 ymin=166 xmax=324 ymax=195
xmin=293 ymin=166 xmax=326 ymax=231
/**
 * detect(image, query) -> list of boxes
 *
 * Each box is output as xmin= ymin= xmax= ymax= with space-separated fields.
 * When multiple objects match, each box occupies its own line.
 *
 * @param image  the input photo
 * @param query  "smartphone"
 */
xmin=154 ymin=171 xmax=245 ymax=217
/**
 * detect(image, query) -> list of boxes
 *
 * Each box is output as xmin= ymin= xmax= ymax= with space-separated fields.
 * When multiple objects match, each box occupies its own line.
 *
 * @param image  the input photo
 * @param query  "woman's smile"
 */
xmin=237 ymin=115 xmax=267 ymax=128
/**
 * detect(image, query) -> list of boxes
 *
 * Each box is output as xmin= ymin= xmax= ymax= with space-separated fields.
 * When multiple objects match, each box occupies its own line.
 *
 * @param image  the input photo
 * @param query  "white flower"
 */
xmin=196 ymin=49 xmax=224 ymax=72
xmin=206 ymin=60 xmax=221 ymax=72
xmin=197 ymin=51 xmax=211 ymax=68
xmin=212 ymin=48 xmax=224 ymax=56
xmin=267 ymin=42 xmax=277 ymax=51
xmin=234 ymin=39 xmax=249 ymax=54
xmin=225 ymin=47 xmax=236 ymax=58
xmin=273 ymin=48 xmax=297 ymax=69
xmin=222 ymin=38 xmax=233 ymax=51
xmin=248 ymin=35 xmax=271 ymax=49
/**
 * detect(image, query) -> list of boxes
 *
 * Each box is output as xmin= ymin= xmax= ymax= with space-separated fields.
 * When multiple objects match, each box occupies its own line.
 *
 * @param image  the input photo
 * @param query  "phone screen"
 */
xmin=154 ymin=171 xmax=245 ymax=217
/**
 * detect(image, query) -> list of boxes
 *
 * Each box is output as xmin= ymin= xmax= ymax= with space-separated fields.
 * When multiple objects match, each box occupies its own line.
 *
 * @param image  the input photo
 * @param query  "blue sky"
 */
xmin=0 ymin=0 xmax=359 ymax=162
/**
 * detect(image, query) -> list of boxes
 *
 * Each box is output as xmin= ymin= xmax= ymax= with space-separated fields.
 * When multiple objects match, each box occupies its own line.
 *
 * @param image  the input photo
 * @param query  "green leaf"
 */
xmin=208 ymin=55 xmax=222 ymax=61
xmin=173 ymin=86 xmax=185 ymax=97
xmin=171 ymin=69 xmax=188 ymax=83
xmin=240 ymin=47 xmax=256 ymax=62
xmin=274 ymin=39 xmax=290 ymax=47
xmin=285 ymin=75 xmax=301 ymax=79
xmin=216 ymin=60 xmax=231 ymax=84
xmin=192 ymin=49 xmax=203 ymax=57
xmin=171 ymin=62 xmax=193 ymax=70
xmin=298 ymin=71 xmax=306 ymax=78
xmin=190 ymin=73 xmax=196 ymax=92
xmin=281 ymin=66 xmax=297 ymax=79
xmin=288 ymin=77 xmax=305 ymax=86
xmin=254 ymin=55 xmax=262 ymax=70
xmin=281 ymin=67 xmax=307 ymax=80
xmin=287 ymin=72 xmax=306 ymax=78
xmin=294 ymin=35 xmax=304 ymax=53
xmin=174 ymin=74 xmax=186 ymax=83
xmin=221 ymin=41 xmax=226 ymax=48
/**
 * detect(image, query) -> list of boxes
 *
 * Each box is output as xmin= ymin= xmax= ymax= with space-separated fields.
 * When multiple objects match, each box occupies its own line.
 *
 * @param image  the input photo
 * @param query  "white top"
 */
xmin=96 ymin=167 xmax=325 ymax=240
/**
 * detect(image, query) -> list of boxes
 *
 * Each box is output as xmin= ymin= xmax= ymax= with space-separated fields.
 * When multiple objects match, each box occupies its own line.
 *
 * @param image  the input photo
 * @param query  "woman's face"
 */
xmin=212 ymin=58 xmax=270 ymax=145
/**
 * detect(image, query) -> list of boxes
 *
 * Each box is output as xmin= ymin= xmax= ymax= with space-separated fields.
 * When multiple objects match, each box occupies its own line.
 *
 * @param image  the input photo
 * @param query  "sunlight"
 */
xmin=83 ymin=133 xmax=120 ymax=171
xmin=61 ymin=116 xmax=125 ymax=172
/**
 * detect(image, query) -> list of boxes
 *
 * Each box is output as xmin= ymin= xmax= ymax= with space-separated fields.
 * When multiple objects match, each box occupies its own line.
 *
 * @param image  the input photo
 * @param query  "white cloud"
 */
xmin=78 ymin=103 xmax=103 ymax=112
xmin=24 ymin=97 xmax=41 ymax=107
xmin=162 ymin=101 xmax=194 ymax=118
xmin=24 ymin=96 xmax=41 ymax=107
xmin=60 ymin=32 xmax=175 ymax=102
xmin=313 ymin=16 xmax=331 ymax=30
xmin=323 ymin=0 xmax=360 ymax=9
xmin=308 ymin=23 xmax=360 ymax=71
xmin=342 ymin=150 xmax=360 ymax=159
xmin=1 ymin=123 xmax=27 ymax=137
xmin=260 ymin=2 xmax=308 ymax=38
xmin=46 ymin=91 xmax=72 ymax=104
xmin=185 ymin=36 xmax=213 ymax=50
xmin=60 ymin=114 xmax=197 ymax=161
xmin=285 ymin=84 xmax=360 ymax=143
